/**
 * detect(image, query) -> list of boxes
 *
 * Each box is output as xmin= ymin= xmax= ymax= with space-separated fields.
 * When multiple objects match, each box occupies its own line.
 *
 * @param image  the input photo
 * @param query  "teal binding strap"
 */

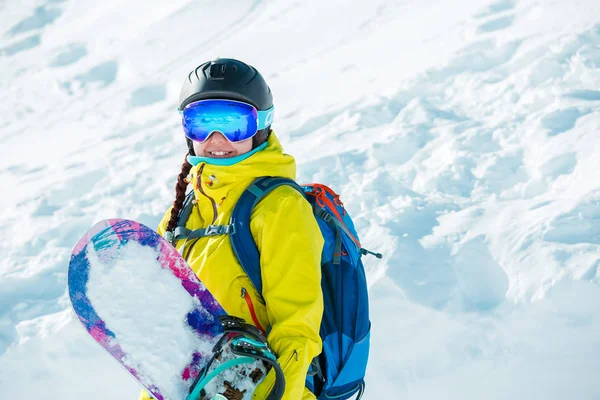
xmin=186 ymin=356 xmax=256 ymax=400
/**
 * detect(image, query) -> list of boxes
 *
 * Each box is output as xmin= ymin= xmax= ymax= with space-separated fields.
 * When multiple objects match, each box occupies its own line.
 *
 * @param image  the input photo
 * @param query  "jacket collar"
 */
xmin=188 ymin=131 xmax=296 ymax=202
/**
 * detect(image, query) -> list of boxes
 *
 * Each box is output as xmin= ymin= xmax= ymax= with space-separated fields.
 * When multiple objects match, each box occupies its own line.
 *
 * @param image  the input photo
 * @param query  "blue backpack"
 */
xmin=171 ymin=177 xmax=380 ymax=400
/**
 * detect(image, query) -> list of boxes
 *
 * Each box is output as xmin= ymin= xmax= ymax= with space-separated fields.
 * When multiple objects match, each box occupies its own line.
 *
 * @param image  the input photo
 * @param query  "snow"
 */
xmin=1 ymin=0 xmax=599 ymax=399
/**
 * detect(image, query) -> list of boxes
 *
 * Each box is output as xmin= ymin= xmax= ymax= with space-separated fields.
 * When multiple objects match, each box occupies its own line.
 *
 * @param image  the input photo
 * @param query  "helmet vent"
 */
xmin=208 ymin=63 xmax=226 ymax=80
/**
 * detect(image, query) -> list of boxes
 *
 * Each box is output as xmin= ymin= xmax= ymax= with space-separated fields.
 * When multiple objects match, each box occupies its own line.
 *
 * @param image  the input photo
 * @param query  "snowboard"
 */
xmin=68 ymin=218 xmax=279 ymax=400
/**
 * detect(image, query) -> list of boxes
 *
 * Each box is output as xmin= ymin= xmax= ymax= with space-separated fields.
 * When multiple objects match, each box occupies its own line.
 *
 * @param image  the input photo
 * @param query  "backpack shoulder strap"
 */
xmin=230 ymin=177 xmax=305 ymax=298
xmin=169 ymin=190 xmax=235 ymax=243
xmin=164 ymin=190 xmax=196 ymax=243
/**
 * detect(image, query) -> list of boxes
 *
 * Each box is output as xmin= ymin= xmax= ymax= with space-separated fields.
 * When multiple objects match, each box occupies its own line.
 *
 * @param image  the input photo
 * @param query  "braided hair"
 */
xmin=165 ymin=156 xmax=193 ymax=233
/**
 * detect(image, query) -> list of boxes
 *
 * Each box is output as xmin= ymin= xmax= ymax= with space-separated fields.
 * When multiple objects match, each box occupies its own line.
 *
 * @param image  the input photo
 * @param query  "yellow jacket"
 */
xmin=139 ymin=132 xmax=324 ymax=400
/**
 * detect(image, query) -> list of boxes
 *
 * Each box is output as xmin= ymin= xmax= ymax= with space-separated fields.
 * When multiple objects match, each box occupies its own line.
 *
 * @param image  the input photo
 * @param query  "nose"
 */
xmin=207 ymin=131 xmax=228 ymax=143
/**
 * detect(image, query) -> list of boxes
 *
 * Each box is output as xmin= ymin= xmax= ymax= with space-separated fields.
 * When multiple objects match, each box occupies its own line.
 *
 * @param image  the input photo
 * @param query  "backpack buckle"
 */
xmin=204 ymin=224 xmax=235 ymax=236
xmin=315 ymin=208 xmax=333 ymax=223
xmin=164 ymin=231 xmax=174 ymax=243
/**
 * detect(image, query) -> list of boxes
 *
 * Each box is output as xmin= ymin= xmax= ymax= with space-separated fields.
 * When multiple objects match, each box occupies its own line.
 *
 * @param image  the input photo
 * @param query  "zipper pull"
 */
xmin=360 ymin=248 xmax=383 ymax=259
xmin=241 ymin=287 xmax=247 ymax=298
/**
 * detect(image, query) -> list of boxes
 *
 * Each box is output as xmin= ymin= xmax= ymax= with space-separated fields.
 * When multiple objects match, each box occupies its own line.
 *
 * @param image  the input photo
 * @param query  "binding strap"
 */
xmin=186 ymin=357 xmax=255 ymax=400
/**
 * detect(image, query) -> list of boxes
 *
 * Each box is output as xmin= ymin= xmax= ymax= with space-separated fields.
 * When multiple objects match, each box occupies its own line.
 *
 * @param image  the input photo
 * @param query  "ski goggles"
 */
xmin=180 ymin=99 xmax=274 ymax=143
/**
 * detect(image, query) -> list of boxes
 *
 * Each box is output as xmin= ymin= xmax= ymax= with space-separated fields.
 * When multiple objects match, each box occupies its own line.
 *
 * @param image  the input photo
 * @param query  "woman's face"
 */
xmin=192 ymin=131 xmax=253 ymax=158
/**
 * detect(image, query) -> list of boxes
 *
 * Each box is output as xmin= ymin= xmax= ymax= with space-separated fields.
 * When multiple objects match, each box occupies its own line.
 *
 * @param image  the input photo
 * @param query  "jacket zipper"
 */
xmin=196 ymin=164 xmax=218 ymax=224
xmin=241 ymin=287 xmax=267 ymax=335
xmin=184 ymin=164 xmax=217 ymax=262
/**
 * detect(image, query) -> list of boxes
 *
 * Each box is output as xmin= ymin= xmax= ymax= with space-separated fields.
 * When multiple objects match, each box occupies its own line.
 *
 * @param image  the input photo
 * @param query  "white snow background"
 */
xmin=1 ymin=0 xmax=600 ymax=399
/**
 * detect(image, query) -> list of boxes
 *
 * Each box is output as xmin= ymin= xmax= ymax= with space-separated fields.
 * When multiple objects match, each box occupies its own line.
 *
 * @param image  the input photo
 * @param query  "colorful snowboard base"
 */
xmin=67 ymin=219 xmax=269 ymax=400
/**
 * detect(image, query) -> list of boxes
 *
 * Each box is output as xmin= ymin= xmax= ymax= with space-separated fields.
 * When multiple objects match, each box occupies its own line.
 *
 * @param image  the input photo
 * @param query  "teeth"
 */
xmin=210 ymin=151 xmax=230 ymax=156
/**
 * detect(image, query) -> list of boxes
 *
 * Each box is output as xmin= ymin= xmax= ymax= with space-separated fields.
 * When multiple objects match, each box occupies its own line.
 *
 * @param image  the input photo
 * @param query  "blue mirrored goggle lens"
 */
xmin=182 ymin=100 xmax=259 ymax=143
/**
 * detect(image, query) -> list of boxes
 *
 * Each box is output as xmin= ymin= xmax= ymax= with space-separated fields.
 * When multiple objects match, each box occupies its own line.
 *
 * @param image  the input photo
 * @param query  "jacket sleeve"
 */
xmin=156 ymin=206 xmax=172 ymax=237
xmin=137 ymin=389 xmax=153 ymax=400
xmin=250 ymin=186 xmax=325 ymax=400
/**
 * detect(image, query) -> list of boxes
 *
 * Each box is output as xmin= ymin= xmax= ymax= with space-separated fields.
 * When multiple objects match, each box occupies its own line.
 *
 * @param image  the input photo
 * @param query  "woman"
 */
xmin=139 ymin=58 xmax=324 ymax=400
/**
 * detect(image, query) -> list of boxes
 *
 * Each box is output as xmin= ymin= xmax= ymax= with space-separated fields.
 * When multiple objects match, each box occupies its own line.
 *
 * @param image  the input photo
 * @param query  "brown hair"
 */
xmin=165 ymin=156 xmax=193 ymax=233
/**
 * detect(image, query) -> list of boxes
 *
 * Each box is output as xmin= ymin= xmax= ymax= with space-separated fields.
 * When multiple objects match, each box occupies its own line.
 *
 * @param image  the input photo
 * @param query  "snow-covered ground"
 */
xmin=1 ymin=0 xmax=600 ymax=398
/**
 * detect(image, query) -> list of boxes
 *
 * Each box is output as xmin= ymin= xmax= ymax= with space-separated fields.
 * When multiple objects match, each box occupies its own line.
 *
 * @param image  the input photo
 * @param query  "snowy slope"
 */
xmin=1 ymin=0 xmax=600 ymax=399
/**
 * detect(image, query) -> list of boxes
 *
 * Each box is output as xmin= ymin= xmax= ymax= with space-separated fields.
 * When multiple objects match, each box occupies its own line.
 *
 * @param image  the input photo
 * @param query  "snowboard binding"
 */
xmin=187 ymin=316 xmax=285 ymax=400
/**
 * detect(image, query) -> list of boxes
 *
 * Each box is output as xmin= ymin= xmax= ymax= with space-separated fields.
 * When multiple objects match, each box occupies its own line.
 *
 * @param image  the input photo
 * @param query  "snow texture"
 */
xmin=1 ymin=0 xmax=600 ymax=399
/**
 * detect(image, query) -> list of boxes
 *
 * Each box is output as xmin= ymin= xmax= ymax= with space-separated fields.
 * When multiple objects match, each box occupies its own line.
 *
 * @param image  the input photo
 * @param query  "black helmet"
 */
xmin=179 ymin=58 xmax=273 ymax=153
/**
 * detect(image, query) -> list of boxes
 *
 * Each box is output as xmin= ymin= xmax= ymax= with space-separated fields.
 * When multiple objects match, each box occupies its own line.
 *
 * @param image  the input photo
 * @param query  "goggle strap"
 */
xmin=257 ymin=106 xmax=274 ymax=130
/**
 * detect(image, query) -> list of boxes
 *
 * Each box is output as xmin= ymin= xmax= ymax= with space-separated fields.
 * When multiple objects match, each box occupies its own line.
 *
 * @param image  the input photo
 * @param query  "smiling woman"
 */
xmin=137 ymin=58 xmax=326 ymax=400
